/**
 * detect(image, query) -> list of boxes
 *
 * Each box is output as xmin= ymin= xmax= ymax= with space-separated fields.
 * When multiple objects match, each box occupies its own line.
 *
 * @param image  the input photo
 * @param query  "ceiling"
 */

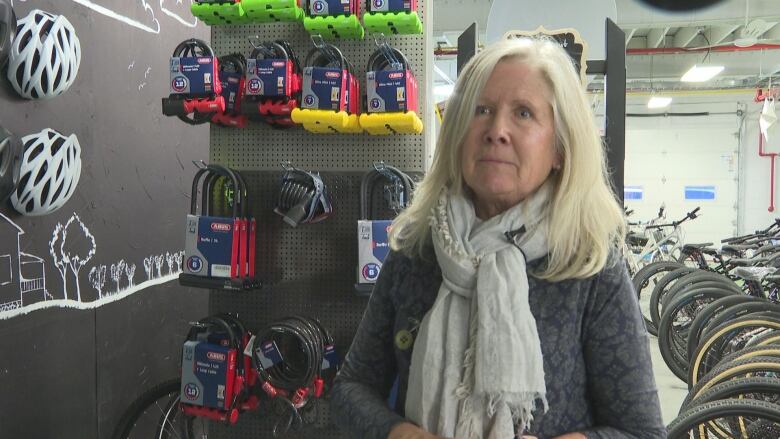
xmin=432 ymin=0 xmax=780 ymax=92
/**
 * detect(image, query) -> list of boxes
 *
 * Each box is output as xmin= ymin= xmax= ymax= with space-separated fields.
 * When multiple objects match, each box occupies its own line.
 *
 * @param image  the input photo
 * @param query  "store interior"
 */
xmin=0 ymin=0 xmax=779 ymax=437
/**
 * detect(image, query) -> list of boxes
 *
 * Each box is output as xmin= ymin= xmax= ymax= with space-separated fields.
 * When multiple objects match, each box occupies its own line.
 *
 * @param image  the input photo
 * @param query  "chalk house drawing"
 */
xmin=0 ymin=212 xmax=184 ymax=321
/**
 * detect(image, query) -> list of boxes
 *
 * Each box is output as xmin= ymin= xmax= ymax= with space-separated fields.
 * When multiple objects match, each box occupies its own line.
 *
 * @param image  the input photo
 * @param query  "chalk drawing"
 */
xmin=160 ymin=0 xmax=199 ymax=27
xmin=69 ymin=0 xmax=161 ymax=34
xmin=0 ymin=212 xmax=184 ymax=320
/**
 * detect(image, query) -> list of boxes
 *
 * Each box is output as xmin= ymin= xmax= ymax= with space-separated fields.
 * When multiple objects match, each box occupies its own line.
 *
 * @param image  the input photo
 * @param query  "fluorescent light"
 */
xmin=647 ymin=96 xmax=672 ymax=109
xmin=434 ymin=84 xmax=455 ymax=100
xmin=681 ymin=65 xmax=725 ymax=82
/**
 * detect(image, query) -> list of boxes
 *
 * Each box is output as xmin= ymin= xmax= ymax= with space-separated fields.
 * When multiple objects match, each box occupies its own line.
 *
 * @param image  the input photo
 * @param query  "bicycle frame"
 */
xmin=626 ymin=224 xmax=685 ymax=274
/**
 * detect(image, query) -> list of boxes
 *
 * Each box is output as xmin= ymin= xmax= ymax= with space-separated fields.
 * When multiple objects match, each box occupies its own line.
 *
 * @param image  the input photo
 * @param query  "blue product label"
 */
xmin=256 ymin=340 xmax=284 ymax=370
xmin=193 ymin=343 xmax=232 ymax=409
xmin=196 ymin=215 xmax=235 ymax=278
xmin=301 ymin=67 xmax=344 ymax=111
xmin=219 ymin=71 xmax=243 ymax=113
xmin=367 ymin=69 xmax=408 ymax=113
xmin=310 ymin=0 xmax=350 ymax=15
xmin=372 ymin=220 xmax=392 ymax=261
xmin=246 ymin=59 xmax=288 ymax=97
xmin=371 ymin=0 xmax=410 ymax=11
xmin=170 ymin=56 xmax=215 ymax=96
xmin=321 ymin=344 xmax=339 ymax=370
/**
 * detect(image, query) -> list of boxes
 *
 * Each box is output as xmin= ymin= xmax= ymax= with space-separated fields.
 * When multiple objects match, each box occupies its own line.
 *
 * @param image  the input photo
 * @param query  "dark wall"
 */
xmin=0 ymin=1 xmax=209 ymax=437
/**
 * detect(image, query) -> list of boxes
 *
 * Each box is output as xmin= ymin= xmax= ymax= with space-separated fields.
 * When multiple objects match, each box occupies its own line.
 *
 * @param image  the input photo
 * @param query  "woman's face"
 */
xmin=460 ymin=60 xmax=559 ymax=219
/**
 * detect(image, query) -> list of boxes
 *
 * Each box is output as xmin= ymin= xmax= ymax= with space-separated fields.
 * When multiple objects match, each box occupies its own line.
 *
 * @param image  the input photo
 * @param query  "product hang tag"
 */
xmin=243 ymin=334 xmax=256 ymax=357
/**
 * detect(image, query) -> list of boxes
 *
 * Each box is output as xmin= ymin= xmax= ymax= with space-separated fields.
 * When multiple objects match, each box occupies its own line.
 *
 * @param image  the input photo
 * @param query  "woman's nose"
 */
xmin=483 ymin=112 xmax=510 ymax=145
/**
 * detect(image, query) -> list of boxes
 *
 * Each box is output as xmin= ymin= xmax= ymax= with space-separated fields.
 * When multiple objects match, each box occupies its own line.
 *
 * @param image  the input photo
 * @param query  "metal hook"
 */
xmin=248 ymin=35 xmax=263 ymax=49
xmin=373 ymin=33 xmax=388 ymax=48
xmin=372 ymin=161 xmax=387 ymax=173
xmin=310 ymin=34 xmax=326 ymax=49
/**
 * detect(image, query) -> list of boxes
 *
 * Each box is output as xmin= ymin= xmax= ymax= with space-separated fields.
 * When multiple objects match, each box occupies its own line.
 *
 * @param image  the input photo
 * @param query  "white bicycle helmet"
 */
xmin=7 ymin=9 xmax=81 ymax=99
xmin=11 ymin=128 xmax=81 ymax=216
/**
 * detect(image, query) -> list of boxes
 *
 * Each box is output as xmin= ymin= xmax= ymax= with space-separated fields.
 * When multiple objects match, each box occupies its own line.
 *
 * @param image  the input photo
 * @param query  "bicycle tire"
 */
xmin=649 ymin=267 xmax=697 ymax=328
xmin=681 ymin=376 xmax=780 ymax=414
xmin=745 ymin=330 xmax=780 ymax=348
xmin=660 ymin=272 xmax=740 ymax=312
xmin=667 ymin=398 xmax=780 ymax=438
xmin=695 ymin=342 xmax=780 ymax=390
xmin=111 ymin=378 xmax=183 ymax=439
xmin=682 ymin=355 xmax=780 ymax=412
xmin=700 ymin=310 xmax=780 ymax=373
xmin=685 ymin=295 xmax=763 ymax=366
xmin=631 ymin=261 xmax=684 ymax=335
xmin=658 ymin=287 xmax=739 ymax=382
xmin=681 ymin=347 xmax=780 ymax=413
xmin=690 ymin=315 xmax=780 ymax=388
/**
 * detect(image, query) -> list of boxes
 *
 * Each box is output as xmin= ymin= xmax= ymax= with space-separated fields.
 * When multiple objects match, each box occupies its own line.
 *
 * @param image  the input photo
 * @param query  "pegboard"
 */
xmin=210 ymin=7 xmax=432 ymax=172
xmin=207 ymin=1 xmax=431 ymax=436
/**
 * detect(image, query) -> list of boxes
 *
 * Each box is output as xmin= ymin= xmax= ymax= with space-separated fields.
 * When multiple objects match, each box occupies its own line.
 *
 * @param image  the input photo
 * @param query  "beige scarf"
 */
xmin=405 ymin=181 xmax=552 ymax=438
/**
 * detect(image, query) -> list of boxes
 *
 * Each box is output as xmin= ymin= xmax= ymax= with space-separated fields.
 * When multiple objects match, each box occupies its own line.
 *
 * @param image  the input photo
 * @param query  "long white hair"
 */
xmin=389 ymin=37 xmax=626 ymax=280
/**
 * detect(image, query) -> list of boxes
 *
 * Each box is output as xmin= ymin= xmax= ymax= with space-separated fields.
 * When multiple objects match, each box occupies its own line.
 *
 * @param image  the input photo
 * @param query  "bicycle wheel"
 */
xmin=658 ymin=287 xmax=738 ymax=381
xmin=684 ymin=355 xmax=780 ymax=409
xmin=112 ymin=379 xmax=208 ymax=439
xmin=682 ymin=376 xmax=780 ymax=414
xmin=660 ymin=271 xmax=740 ymax=312
xmin=690 ymin=315 xmax=780 ymax=388
xmin=631 ymin=261 xmax=684 ymax=335
xmin=745 ymin=329 xmax=780 ymax=348
xmin=667 ymin=399 xmax=780 ymax=439
xmin=685 ymin=295 xmax=762 ymax=366
xmin=649 ymin=267 xmax=697 ymax=329
xmin=700 ymin=310 xmax=780 ymax=372
xmin=681 ymin=347 xmax=780 ymax=412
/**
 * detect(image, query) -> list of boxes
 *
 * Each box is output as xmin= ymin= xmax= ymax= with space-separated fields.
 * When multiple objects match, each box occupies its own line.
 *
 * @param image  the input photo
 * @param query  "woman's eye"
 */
xmin=516 ymin=108 xmax=532 ymax=118
xmin=475 ymin=105 xmax=491 ymax=115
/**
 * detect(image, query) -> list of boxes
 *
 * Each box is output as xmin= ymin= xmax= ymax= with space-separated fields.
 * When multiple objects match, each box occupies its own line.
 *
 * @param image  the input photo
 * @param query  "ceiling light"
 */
xmin=681 ymin=65 xmax=725 ymax=82
xmin=647 ymin=96 xmax=672 ymax=108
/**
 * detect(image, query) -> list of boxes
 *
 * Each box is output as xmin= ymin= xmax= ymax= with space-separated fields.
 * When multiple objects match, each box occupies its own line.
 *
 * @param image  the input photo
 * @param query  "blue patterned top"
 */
xmin=331 ymin=247 xmax=666 ymax=439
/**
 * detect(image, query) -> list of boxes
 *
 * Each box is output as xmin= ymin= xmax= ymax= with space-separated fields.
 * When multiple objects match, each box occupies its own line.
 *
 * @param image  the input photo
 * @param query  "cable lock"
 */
xmin=273 ymin=163 xmax=333 ymax=226
xmin=251 ymin=315 xmax=338 ymax=436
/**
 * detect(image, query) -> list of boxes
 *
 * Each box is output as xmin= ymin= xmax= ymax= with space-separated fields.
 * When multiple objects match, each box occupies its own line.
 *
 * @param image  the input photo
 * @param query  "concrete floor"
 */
xmin=648 ymin=334 xmax=690 ymax=425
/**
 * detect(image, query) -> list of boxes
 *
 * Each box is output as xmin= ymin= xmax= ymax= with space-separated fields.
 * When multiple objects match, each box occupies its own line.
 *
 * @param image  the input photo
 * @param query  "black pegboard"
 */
xmin=208 ymin=171 xmax=410 ymax=438
xmin=209 ymin=5 xmax=431 ymax=171
xmin=208 ymin=1 xmax=431 ymax=436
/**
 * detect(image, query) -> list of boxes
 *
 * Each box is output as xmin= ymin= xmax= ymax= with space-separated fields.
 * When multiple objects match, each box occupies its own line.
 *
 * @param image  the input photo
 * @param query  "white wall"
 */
xmin=739 ymin=98 xmax=780 ymax=236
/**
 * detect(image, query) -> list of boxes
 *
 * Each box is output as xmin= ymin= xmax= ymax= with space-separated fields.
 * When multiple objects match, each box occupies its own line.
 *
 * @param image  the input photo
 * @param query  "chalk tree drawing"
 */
xmin=143 ymin=256 xmax=154 ymax=280
xmin=50 ymin=213 xmax=96 ymax=301
xmin=88 ymin=265 xmax=107 ymax=298
xmin=0 ymin=212 xmax=185 ymax=320
xmin=160 ymin=0 xmax=198 ymax=27
xmin=61 ymin=213 xmax=97 ymax=302
xmin=49 ymin=223 xmax=69 ymax=299
xmin=110 ymin=260 xmax=126 ymax=293
xmin=70 ymin=0 xmax=161 ymax=34
xmin=125 ymin=263 xmax=137 ymax=288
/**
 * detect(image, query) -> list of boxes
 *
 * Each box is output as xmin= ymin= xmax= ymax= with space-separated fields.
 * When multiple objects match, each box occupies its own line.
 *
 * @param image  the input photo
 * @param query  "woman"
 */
xmin=331 ymin=38 xmax=665 ymax=439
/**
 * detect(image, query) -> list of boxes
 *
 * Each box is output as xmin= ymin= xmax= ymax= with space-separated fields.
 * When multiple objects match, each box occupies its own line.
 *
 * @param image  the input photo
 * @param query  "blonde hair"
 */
xmin=389 ymin=37 xmax=626 ymax=281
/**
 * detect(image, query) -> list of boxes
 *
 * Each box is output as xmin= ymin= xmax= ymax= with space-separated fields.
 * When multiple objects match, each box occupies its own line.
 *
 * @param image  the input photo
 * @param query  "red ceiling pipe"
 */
xmin=759 ymin=127 xmax=777 ymax=212
xmin=435 ymin=43 xmax=780 ymax=57
xmin=627 ymin=44 xmax=780 ymax=55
